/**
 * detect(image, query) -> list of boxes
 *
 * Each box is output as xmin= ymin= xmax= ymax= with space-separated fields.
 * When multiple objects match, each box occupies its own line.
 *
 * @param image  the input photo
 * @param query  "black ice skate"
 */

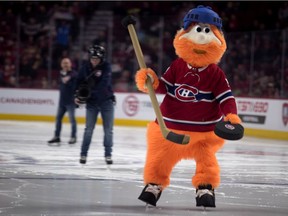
xmin=47 ymin=137 xmax=61 ymax=145
xmin=105 ymin=156 xmax=113 ymax=165
xmin=68 ymin=137 xmax=76 ymax=144
xmin=196 ymin=184 xmax=216 ymax=208
xmin=79 ymin=156 xmax=87 ymax=164
xmin=138 ymin=183 xmax=162 ymax=206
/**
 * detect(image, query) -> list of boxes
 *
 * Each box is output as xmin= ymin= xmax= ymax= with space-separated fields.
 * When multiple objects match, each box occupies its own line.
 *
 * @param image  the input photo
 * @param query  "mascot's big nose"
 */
xmin=183 ymin=30 xmax=213 ymax=45
xmin=194 ymin=33 xmax=210 ymax=44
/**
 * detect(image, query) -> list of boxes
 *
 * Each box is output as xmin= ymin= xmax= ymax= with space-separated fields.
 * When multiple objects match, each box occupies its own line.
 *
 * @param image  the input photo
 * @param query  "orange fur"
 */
xmin=139 ymin=13 xmax=232 ymax=193
xmin=143 ymin=122 xmax=225 ymax=189
xmin=135 ymin=68 xmax=159 ymax=93
xmin=224 ymin=113 xmax=242 ymax=124
xmin=173 ymin=25 xmax=227 ymax=67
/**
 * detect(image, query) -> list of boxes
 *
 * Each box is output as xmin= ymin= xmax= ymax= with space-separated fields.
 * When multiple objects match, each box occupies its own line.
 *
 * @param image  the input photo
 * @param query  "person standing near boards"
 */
xmin=48 ymin=58 xmax=78 ymax=145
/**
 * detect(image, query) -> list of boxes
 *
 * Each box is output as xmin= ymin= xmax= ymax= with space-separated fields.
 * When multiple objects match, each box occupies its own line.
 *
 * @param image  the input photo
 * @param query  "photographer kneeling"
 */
xmin=75 ymin=45 xmax=116 ymax=165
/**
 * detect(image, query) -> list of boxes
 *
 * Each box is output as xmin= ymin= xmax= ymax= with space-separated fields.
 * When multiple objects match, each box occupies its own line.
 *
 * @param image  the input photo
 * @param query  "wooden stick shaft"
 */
xmin=127 ymin=24 xmax=168 ymax=137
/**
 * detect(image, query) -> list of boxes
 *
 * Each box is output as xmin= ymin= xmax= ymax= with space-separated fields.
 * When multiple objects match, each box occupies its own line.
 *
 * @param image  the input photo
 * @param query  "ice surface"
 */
xmin=0 ymin=120 xmax=287 ymax=215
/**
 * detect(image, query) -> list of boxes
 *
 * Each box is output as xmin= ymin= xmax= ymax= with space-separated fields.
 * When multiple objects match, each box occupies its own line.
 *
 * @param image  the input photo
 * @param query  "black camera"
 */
xmin=76 ymin=82 xmax=91 ymax=104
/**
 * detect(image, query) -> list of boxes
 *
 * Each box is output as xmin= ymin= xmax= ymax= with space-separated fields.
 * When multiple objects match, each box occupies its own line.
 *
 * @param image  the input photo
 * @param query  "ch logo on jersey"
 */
xmin=175 ymin=84 xmax=198 ymax=102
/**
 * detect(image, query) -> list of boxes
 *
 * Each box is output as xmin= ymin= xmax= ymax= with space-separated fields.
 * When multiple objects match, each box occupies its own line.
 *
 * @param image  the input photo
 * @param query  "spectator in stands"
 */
xmin=0 ymin=65 xmax=15 ymax=87
xmin=264 ymin=82 xmax=280 ymax=98
xmin=19 ymin=54 xmax=38 ymax=87
xmin=48 ymin=57 xmax=78 ymax=145
xmin=1 ymin=1 xmax=288 ymax=100
xmin=53 ymin=20 xmax=71 ymax=68
xmin=1 ymin=63 xmax=16 ymax=87
xmin=113 ymin=69 xmax=132 ymax=92
xmin=21 ymin=17 xmax=42 ymax=42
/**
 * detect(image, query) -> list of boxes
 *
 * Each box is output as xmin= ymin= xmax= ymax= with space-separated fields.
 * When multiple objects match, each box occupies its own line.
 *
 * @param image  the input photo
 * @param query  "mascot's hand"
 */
xmin=135 ymin=68 xmax=159 ymax=93
xmin=224 ymin=113 xmax=242 ymax=124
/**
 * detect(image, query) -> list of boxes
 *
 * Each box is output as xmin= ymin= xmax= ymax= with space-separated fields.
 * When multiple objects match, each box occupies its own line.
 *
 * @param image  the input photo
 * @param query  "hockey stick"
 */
xmin=122 ymin=16 xmax=190 ymax=145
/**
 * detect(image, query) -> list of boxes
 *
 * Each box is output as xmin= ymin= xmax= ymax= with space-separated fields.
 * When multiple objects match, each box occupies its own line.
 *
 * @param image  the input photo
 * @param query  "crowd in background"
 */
xmin=0 ymin=1 xmax=288 ymax=98
xmin=0 ymin=1 xmax=82 ymax=88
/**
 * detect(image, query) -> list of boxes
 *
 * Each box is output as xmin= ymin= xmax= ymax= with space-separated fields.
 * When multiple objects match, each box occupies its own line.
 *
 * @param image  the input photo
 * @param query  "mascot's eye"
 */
xmin=204 ymin=27 xmax=210 ymax=33
xmin=196 ymin=26 xmax=202 ymax=32
xmin=204 ymin=28 xmax=210 ymax=33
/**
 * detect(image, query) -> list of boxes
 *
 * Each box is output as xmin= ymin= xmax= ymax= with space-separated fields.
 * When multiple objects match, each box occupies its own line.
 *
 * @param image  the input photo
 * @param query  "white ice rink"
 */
xmin=0 ymin=120 xmax=287 ymax=216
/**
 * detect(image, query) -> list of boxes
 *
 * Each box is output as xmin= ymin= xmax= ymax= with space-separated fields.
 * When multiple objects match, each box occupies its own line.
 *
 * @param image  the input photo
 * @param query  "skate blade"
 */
xmin=145 ymin=203 xmax=156 ymax=212
xmin=47 ymin=143 xmax=61 ymax=147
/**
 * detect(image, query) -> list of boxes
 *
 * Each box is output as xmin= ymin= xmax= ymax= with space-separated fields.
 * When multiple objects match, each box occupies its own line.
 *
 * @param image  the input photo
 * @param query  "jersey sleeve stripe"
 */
xmin=215 ymin=90 xmax=231 ymax=99
xmin=161 ymin=77 xmax=173 ymax=86
xmin=216 ymin=91 xmax=234 ymax=104
xmin=219 ymin=96 xmax=235 ymax=104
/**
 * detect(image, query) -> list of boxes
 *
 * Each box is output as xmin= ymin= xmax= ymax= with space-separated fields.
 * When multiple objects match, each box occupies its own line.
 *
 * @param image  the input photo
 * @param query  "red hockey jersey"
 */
xmin=156 ymin=58 xmax=237 ymax=132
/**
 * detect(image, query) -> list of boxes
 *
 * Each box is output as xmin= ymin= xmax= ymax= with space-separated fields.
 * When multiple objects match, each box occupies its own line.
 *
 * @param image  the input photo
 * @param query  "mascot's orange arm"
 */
xmin=135 ymin=68 xmax=159 ymax=93
xmin=224 ymin=113 xmax=242 ymax=124
xmin=219 ymin=99 xmax=242 ymax=124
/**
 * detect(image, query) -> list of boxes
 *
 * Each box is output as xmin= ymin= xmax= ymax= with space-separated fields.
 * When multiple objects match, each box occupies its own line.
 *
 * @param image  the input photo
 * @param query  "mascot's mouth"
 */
xmin=193 ymin=49 xmax=206 ymax=54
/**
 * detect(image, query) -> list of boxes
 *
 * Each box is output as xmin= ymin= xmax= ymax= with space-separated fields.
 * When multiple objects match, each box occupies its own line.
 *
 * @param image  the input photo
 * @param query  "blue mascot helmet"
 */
xmin=183 ymin=5 xmax=222 ymax=30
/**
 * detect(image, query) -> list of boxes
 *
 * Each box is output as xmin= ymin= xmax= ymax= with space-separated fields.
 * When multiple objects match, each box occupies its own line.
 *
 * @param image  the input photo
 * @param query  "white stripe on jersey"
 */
xmin=163 ymin=116 xmax=223 ymax=125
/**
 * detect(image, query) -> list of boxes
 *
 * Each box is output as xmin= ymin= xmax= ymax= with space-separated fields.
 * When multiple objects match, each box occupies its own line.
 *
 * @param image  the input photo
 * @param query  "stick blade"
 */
xmin=166 ymin=131 xmax=190 ymax=145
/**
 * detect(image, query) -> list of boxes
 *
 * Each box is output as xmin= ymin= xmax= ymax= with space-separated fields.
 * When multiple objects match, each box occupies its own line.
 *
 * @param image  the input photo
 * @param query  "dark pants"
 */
xmin=80 ymin=99 xmax=114 ymax=158
xmin=54 ymin=104 xmax=77 ymax=138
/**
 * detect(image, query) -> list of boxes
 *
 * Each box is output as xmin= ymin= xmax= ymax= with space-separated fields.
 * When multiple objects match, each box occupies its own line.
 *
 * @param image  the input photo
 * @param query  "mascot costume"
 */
xmin=135 ymin=5 xmax=242 ymax=208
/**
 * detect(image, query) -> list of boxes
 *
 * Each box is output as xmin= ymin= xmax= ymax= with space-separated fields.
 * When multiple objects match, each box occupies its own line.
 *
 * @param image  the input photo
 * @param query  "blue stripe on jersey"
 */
xmin=196 ymin=92 xmax=215 ymax=101
xmin=216 ymin=91 xmax=233 ymax=103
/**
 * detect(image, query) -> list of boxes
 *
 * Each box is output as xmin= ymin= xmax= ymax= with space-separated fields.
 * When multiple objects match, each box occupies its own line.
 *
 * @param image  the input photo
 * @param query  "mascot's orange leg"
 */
xmin=144 ymin=122 xmax=182 ymax=188
xmin=143 ymin=122 xmax=225 ymax=190
xmin=192 ymin=142 xmax=223 ymax=189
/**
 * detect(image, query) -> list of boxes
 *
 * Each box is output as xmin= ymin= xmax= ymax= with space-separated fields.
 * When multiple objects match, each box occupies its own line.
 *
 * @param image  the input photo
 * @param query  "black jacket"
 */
xmin=76 ymin=61 xmax=114 ymax=104
xmin=59 ymin=70 xmax=78 ymax=106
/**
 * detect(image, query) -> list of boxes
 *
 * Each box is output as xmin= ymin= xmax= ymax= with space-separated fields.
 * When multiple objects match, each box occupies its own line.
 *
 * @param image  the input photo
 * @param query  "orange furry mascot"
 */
xmin=136 ymin=5 xmax=241 ymax=208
